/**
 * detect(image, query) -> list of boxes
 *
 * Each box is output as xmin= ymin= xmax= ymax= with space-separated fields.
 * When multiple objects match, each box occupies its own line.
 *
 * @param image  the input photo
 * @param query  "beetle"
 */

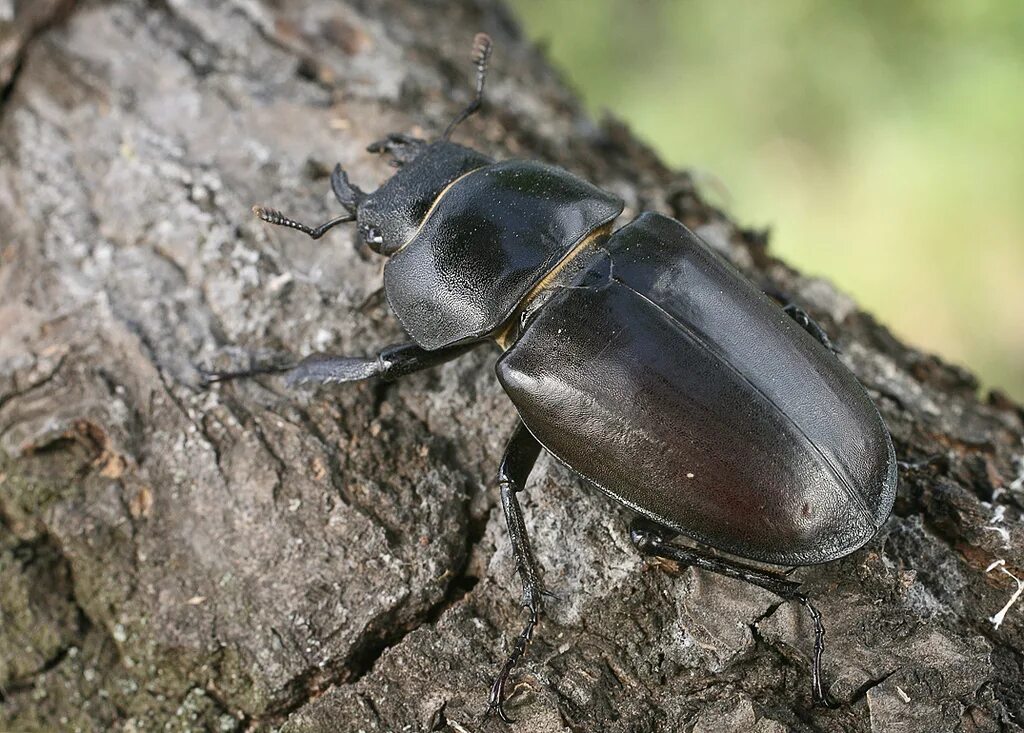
xmin=212 ymin=33 xmax=897 ymax=722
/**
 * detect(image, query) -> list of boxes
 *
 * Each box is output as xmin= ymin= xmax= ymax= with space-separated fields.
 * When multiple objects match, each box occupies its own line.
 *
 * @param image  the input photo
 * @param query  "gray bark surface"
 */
xmin=1 ymin=1 xmax=1022 ymax=731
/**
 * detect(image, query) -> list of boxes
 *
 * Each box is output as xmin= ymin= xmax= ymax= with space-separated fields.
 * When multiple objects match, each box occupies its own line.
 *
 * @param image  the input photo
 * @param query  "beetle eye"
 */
xmin=362 ymin=225 xmax=384 ymax=246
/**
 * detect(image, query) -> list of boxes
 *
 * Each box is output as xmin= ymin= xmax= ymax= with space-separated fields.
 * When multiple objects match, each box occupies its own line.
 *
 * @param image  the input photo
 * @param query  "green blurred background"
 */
xmin=512 ymin=1 xmax=1024 ymax=400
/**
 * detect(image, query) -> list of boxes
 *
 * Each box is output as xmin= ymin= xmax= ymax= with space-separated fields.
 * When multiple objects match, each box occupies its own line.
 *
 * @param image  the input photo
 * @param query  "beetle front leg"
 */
xmin=200 ymin=340 xmax=478 ymax=388
xmin=489 ymin=421 xmax=545 ymax=724
xmin=366 ymin=133 xmax=427 ymax=166
xmin=629 ymin=519 xmax=835 ymax=707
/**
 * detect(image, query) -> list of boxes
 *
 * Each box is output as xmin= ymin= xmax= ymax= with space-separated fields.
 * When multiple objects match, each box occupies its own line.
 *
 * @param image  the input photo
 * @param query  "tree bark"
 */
xmin=1 ymin=1 xmax=1022 ymax=731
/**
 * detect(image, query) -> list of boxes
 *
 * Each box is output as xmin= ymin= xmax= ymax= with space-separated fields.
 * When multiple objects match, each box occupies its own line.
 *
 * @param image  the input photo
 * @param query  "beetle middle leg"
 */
xmin=629 ymin=518 xmax=835 ymax=707
xmin=764 ymin=288 xmax=840 ymax=354
xmin=782 ymin=303 xmax=840 ymax=354
xmin=488 ymin=420 xmax=545 ymax=723
xmin=200 ymin=340 xmax=477 ymax=388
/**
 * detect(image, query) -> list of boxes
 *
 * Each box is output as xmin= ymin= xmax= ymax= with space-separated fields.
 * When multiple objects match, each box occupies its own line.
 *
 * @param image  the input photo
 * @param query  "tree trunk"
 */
xmin=1 ymin=1 xmax=1022 ymax=731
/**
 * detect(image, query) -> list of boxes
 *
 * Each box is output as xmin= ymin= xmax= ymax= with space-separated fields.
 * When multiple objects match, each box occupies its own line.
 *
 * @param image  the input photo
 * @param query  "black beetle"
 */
xmin=216 ymin=32 xmax=897 ymax=722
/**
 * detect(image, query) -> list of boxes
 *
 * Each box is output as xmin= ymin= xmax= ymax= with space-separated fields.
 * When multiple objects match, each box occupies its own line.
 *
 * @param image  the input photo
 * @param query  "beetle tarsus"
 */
xmin=487 ymin=605 xmax=538 ymax=724
xmin=630 ymin=519 xmax=835 ymax=707
xmin=488 ymin=422 xmax=545 ymax=724
xmin=252 ymin=205 xmax=354 ymax=240
xmin=196 ymin=361 xmax=293 ymax=386
xmin=801 ymin=596 xmax=838 ymax=708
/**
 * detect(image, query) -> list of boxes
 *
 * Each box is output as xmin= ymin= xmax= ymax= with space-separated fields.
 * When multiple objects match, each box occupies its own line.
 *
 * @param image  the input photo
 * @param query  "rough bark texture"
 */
xmin=1 ymin=1 xmax=1023 ymax=731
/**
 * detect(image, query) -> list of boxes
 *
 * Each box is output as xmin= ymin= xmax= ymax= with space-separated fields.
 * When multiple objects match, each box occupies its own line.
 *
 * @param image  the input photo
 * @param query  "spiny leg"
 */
xmin=629 ymin=519 xmax=835 ymax=706
xmin=488 ymin=421 xmax=544 ymax=723
xmin=200 ymin=340 xmax=478 ymax=389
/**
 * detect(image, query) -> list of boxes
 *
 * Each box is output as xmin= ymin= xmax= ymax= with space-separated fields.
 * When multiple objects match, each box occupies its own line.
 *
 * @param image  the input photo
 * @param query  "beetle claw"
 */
xmin=814 ymin=690 xmax=840 ymax=709
xmin=486 ymin=660 xmax=517 ymax=724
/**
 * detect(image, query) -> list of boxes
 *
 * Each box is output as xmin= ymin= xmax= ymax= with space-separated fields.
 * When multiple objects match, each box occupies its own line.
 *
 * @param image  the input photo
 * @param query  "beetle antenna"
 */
xmin=442 ymin=32 xmax=493 ymax=141
xmin=252 ymin=205 xmax=354 ymax=240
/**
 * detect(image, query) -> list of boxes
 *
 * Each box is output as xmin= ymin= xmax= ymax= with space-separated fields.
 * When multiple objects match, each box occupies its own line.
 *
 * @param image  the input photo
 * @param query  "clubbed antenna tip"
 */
xmin=473 ymin=32 xmax=493 ymax=68
xmin=252 ymin=205 xmax=282 ymax=225
xmin=251 ymin=204 xmax=354 ymax=241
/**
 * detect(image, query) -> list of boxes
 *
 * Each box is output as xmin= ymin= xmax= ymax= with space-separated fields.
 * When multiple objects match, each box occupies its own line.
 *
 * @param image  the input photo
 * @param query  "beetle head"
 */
xmin=342 ymin=140 xmax=491 ymax=256
xmin=336 ymin=33 xmax=495 ymax=255
xmin=253 ymin=33 xmax=494 ymax=254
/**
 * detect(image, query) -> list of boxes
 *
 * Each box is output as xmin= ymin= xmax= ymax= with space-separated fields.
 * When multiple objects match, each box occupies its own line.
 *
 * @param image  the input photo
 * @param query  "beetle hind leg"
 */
xmin=629 ymin=519 xmax=836 ymax=707
xmin=488 ymin=421 xmax=545 ymax=723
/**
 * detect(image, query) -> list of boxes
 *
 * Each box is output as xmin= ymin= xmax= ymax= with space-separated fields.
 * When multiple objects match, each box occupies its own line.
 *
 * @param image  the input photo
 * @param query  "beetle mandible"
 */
xmin=214 ymin=32 xmax=897 ymax=722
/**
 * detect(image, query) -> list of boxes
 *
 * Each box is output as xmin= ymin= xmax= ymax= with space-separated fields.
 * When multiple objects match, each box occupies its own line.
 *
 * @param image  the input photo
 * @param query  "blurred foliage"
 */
xmin=512 ymin=0 xmax=1024 ymax=400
